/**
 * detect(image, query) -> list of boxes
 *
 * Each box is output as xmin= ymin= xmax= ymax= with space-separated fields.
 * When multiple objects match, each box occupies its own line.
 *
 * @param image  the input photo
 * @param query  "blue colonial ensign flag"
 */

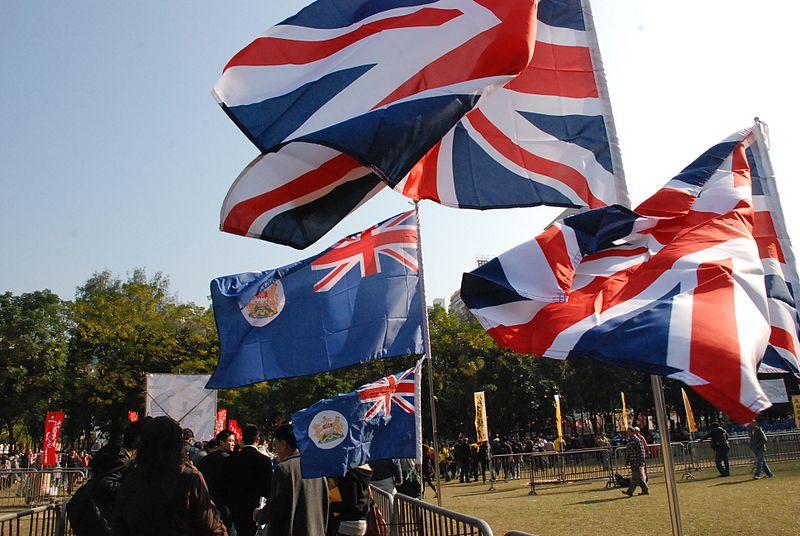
xmin=293 ymin=365 xmax=419 ymax=478
xmin=462 ymin=129 xmax=774 ymax=423
xmin=206 ymin=211 xmax=424 ymax=388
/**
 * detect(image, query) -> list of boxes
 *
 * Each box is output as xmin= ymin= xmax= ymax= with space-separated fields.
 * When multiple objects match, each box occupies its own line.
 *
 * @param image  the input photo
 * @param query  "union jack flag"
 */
xmin=397 ymin=0 xmax=629 ymax=210
xmin=357 ymin=367 xmax=416 ymax=420
xmin=462 ymin=128 xmax=775 ymax=423
xmin=311 ymin=210 xmax=418 ymax=292
xmin=215 ymin=0 xmax=538 ymax=248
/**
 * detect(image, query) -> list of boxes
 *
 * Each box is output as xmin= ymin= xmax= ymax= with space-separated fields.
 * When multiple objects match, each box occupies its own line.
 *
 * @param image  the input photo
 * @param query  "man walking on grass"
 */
xmin=749 ymin=419 xmax=774 ymax=480
xmin=622 ymin=426 xmax=649 ymax=497
xmin=700 ymin=421 xmax=730 ymax=477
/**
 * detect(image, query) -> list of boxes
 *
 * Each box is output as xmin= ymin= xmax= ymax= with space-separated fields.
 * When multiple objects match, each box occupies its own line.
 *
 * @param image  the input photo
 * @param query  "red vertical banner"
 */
xmin=127 ymin=411 xmax=139 ymax=422
xmin=43 ymin=412 xmax=65 ymax=467
xmin=227 ymin=419 xmax=242 ymax=442
xmin=215 ymin=409 xmax=227 ymax=435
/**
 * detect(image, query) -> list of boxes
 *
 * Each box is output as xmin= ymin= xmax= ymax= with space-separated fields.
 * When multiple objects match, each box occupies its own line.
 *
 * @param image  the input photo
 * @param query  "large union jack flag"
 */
xmin=215 ymin=0 xmax=538 ymax=248
xmin=461 ymin=128 xmax=775 ymax=423
xmin=397 ymin=0 xmax=629 ymax=210
xmin=357 ymin=367 xmax=416 ymax=420
xmin=311 ymin=210 xmax=418 ymax=292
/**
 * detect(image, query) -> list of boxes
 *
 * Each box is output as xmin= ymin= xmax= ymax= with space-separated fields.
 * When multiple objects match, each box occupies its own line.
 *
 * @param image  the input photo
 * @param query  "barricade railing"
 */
xmin=686 ymin=430 xmax=800 ymax=474
xmin=0 ymin=503 xmax=69 ymax=536
xmin=612 ymin=442 xmax=689 ymax=479
xmin=485 ymin=431 xmax=800 ymax=493
xmin=371 ymin=485 xmax=494 ymax=536
xmin=0 ymin=469 xmax=87 ymax=507
xmin=370 ymin=485 xmax=396 ymax=535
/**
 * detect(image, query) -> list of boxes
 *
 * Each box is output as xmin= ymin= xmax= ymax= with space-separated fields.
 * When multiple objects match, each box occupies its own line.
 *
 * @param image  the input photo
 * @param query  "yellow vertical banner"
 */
xmin=474 ymin=391 xmax=489 ymax=443
xmin=681 ymin=388 xmax=698 ymax=433
xmin=620 ymin=392 xmax=628 ymax=429
xmin=793 ymin=395 xmax=800 ymax=431
xmin=554 ymin=394 xmax=563 ymax=442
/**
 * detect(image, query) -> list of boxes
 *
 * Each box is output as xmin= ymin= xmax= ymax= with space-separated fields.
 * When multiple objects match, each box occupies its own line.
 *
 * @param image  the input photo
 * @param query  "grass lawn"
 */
xmin=426 ymin=461 xmax=800 ymax=535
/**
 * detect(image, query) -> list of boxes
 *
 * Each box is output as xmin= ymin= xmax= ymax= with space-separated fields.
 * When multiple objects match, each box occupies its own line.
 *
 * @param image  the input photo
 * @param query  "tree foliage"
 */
xmin=0 ymin=290 xmax=71 ymax=448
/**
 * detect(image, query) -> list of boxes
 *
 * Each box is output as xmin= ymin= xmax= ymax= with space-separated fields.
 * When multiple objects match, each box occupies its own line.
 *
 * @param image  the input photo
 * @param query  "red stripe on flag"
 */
xmin=688 ymin=257 xmax=749 ymax=421
xmin=223 ymin=9 xmax=462 ymax=71
xmin=770 ymin=326 xmax=798 ymax=358
xmin=504 ymin=42 xmax=598 ymax=98
xmin=536 ymin=225 xmax=575 ymax=295
xmin=731 ymin=143 xmax=751 ymax=189
xmin=583 ymin=246 xmax=649 ymax=262
xmin=404 ymin=142 xmax=443 ymax=203
xmin=375 ymin=0 xmax=537 ymax=108
xmin=222 ymin=153 xmax=363 ymax=235
xmin=753 ymin=211 xmax=785 ymax=262
xmin=636 ymin=188 xmax=696 ymax=218
xmin=468 ymin=109 xmax=604 ymax=208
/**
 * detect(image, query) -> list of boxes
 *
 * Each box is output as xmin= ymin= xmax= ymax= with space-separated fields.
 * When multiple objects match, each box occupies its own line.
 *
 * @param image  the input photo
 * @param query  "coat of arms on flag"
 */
xmin=293 ymin=365 xmax=420 ymax=478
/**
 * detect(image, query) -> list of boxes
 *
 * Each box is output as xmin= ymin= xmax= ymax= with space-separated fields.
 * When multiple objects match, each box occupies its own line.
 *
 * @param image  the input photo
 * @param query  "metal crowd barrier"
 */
xmin=372 ymin=485 xmax=494 ymax=536
xmin=485 ymin=431 xmax=800 ymax=493
xmin=0 ymin=503 xmax=70 ymax=536
xmin=686 ymin=431 xmax=800 ymax=474
xmin=612 ymin=442 xmax=690 ymax=479
xmin=0 ymin=469 xmax=87 ymax=507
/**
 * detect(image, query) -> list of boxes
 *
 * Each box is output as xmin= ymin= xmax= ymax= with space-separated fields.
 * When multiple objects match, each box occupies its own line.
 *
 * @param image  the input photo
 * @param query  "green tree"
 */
xmin=0 ymin=290 xmax=70 ymax=449
xmin=65 ymin=270 xmax=219 ymax=443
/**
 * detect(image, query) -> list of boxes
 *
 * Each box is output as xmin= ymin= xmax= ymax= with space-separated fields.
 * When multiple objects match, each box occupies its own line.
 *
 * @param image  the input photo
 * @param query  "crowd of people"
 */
xmin=1 ymin=415 xmax=787 ymax=534
xmin=61 ymin=417 xmax=420 ymax=536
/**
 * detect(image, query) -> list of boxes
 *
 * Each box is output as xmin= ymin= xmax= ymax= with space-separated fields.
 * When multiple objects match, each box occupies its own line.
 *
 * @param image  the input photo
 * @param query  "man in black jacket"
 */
xmin=700 ymin=422 xmax=730 ymax=477
xmin=197 ymin=429 xmax=237 ymax=532
xmin=225 ymin=424 xmax=272 ymax=536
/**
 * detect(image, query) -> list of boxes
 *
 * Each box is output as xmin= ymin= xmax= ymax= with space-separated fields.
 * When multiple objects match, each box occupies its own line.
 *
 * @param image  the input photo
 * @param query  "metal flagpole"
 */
xmin=651 ymin=375 xmax=683 ymax=536
xmin=414 ymin=201 xmax=444 ymax=506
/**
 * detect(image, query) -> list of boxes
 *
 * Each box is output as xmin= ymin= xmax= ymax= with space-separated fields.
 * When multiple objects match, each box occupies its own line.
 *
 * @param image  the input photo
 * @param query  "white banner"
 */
xmin=759 ymin=379 xmax=789 ymax=404
xmin=145 ymin=374 xmax=217 ymax=441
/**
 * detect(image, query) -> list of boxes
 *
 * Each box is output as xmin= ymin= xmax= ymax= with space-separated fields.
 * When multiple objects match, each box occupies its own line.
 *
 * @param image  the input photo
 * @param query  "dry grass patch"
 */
xmin=426 ymin=461 xmax=800 ymax=535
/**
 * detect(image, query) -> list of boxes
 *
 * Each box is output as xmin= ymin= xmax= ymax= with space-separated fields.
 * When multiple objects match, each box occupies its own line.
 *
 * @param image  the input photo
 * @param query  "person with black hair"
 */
xmin=112 ymin=416 xmax=226 ymax=535
xmin=67 ymin=417 xmax=143 ymax=535
xmin=197 ymin=429 xmax=237 ymax=531
xmin=254 ymin=424 xmax=328 ymax=536
xmin=700 ymin=421 xmax=730 ymax=477
xmin=225 ymin=424 xmax=273 ymax=536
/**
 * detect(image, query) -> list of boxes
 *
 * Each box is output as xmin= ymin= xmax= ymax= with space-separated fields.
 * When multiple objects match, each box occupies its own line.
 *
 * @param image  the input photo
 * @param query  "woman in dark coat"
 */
xmin=112 ymin=416 xmax=227 ymax=536
xmin=329 ymin=465 xmax=372 ymax=536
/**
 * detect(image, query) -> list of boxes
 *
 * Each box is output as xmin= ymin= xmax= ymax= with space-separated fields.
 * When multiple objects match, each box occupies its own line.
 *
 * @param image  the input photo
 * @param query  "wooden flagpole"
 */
xmin=414 ymin=201 xmax=444 ymax=506
xmin=651 ymin=375 xmax=683 ymax=536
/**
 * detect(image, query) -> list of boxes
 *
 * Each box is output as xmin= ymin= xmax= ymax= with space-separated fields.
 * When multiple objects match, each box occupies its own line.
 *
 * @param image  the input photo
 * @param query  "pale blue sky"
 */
xmin=2 ymin=1 xmax=798 ymax=306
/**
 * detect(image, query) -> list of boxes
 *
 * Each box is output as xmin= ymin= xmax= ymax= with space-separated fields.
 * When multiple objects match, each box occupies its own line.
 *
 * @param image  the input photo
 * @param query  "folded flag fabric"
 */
xmin=293 ymin=364 xmax=419 ymax=478
xmin=461 ymin=128 xmax=773 ymax=423
xmin=747 ymin=122 xmax=800 ymax=374
xmin=215 ymin=0 xmax=538 ymax=248
xmin=207 ymin=210 xmax=423 ymax=388
xmin=397 ymin=0 xmax=629 ymax=210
